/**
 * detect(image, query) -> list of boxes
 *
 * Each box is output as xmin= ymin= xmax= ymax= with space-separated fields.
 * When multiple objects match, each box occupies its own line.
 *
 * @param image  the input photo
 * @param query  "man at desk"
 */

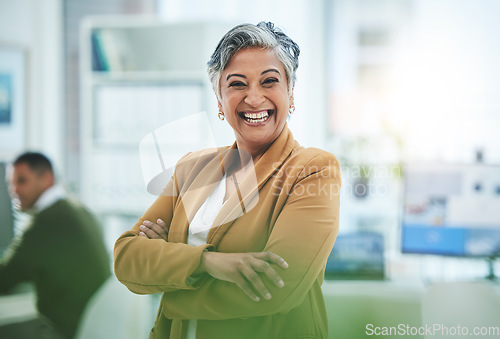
xmin=0 ymin=152 xmax=110 ymax=338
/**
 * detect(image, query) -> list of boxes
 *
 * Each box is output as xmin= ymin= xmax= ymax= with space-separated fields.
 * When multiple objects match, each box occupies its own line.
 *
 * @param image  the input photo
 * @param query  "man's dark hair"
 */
xmin=13 ymin=152 xmax=53 ymax=175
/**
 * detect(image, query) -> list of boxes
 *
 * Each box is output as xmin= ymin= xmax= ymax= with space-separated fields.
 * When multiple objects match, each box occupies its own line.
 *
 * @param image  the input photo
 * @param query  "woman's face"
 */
xmin=218 ymin=47 xmax=292 ymax=157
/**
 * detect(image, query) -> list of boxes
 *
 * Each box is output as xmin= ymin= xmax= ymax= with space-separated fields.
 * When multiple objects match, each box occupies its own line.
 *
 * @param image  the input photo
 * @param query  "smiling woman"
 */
xmin=218 ymin=47 xmax=291 ymax=162
xmin=114 ymin=22 xmax=341 ymax=339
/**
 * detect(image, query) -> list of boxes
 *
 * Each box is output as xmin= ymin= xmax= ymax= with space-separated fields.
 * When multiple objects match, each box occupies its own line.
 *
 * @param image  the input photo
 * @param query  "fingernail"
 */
xmin=139 ymin=232 xmax=145 ymax=236
xmin=139 ymin=225 xmax=146 ymax=230
xmin=283 ymin=261 xmax=289 ymax=268
xmin=157 ymin=219 xmax=163 ymax=224
xmin=278 ymin=280 xmax=284 ymax=287
xmin=265 ymin=293 xmax=271 ymax=300
xmin=254 ymin=296 xmax=260 ymax=302
xmin=144 ymin=221 xmax=152 ymax=226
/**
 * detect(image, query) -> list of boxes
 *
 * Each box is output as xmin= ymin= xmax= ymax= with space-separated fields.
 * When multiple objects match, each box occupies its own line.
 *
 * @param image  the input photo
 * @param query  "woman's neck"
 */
xmin=236 ymin=142 xmax=270 ymax=164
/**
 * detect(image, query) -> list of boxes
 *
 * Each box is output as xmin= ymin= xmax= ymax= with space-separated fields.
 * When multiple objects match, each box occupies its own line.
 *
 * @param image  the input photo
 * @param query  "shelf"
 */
xmin=79 ymin=17 xmax=230 ymax=218
xmin=88 ymin=70 xmax=207 ymax=84
xmin=82 ymin=17 xmax=232 ymax=74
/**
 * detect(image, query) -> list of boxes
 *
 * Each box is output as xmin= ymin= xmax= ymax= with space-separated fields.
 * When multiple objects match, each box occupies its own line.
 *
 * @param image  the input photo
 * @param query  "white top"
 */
xmin=33 ymin=184 xmax=66 ymax=213
xmin=14 ymin=185 xmax=67 ymax=237
xmin=186 ymin=174 xmax=226 ymax=339
xmin=187 ymin=173 xmax=226 ymax=245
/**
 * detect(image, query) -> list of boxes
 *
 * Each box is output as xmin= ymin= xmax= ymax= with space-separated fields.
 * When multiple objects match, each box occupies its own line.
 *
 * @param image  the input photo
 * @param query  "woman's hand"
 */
xmin=194 ymin=251 xmax=288 ymax=302
xmin=139 ymin=219 xmax=169 ymax=241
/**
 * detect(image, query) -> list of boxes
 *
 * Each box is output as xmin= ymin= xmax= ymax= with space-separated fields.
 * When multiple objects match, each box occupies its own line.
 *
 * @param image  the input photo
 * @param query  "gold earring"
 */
xmin=289 ymin=105 xmax=295 ymax=115
xmin=218 ymin=111 xmax=225 ymax=121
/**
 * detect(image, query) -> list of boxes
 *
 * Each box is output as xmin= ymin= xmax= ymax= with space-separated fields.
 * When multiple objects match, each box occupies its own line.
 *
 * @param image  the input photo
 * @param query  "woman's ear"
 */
xmin=289 ymin=82 xmax=295 ymax=103
xmin=289 ymin=84 xmax=296 ymax=116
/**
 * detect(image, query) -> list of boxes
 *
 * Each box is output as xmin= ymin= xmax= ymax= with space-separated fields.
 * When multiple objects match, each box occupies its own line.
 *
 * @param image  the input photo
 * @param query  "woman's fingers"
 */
xmin=240 ymin=265 xmax=272 ymax=301
xmin=243 ymin=253 xmax=287 ymax=299
xmin=139 ymin=220 xmax=168 ymax=241
xmin=234 ymin=276 xmax=261 ymax=302
xmin=254 ymin=251 xmax=289 ymax=269
xmin=236 ymin=253 xmax=287 ymax=301
xmin=199 ymin=251 xmax=288 ymax=302
xmin=250 ymin=258 xmax=285 ymax=289
xmin=156 ymin=218 xmax=170 ymax=233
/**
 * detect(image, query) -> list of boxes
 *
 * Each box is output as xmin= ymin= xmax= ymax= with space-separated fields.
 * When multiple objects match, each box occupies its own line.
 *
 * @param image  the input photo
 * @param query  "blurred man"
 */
xmin=0 ymin=152 xmax=110 ymax=338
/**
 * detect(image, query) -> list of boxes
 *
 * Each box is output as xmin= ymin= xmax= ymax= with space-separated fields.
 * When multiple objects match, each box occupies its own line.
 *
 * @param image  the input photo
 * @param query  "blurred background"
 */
xmin=1 ymin=0 xmax=500 ymax=338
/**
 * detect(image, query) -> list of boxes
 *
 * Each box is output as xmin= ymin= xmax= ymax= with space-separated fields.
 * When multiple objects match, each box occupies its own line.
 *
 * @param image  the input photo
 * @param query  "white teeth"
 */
xmin=242 ymin=110 xmax=271 ymax=124
xmin=243 ymin=110 xmax=269 ymax=119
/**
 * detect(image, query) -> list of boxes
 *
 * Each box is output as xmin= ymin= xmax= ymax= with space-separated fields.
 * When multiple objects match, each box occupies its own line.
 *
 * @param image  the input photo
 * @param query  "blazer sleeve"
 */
xmin=161 ymin=152 xmax=341 ymax=319
xmin=113 ymin=159 xmax=214 ymax=295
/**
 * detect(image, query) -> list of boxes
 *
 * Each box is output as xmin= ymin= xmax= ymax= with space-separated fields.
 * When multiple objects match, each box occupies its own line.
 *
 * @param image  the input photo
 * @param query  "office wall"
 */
xmin=0 ymin=0 xmax=63 ymax=169
xmin=62 ymin=0 xmax=156 ymax=194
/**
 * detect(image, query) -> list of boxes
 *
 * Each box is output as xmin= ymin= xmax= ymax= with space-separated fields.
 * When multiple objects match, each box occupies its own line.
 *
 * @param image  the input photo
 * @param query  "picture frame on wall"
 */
xmin=0 ymin=46 xmax=26 ymax=156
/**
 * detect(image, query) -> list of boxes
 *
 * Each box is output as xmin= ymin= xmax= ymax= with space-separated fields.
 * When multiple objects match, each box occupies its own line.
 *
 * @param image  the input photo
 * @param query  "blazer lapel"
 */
xmin=207 ymin=124 xmax=297 ymax=247
xmin=169 ymin=146 xmax=236 ymax=243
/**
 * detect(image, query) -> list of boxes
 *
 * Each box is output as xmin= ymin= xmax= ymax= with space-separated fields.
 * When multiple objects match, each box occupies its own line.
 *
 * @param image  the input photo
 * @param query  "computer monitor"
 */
xmin=325 ymin=232 xmax=385 ymax=280
xmin=0 ymin=162 xmax=14 ymax=255
xmin=401 ymin=164 xmax=500 ymax=276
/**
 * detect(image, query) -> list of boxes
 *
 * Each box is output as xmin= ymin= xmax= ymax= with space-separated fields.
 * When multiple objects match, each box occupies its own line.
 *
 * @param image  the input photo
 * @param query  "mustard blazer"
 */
xmin=114 ymin=125 xmax=341 ymax=339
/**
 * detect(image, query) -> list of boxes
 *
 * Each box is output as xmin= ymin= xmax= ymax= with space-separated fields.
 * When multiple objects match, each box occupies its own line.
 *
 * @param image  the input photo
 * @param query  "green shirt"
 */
xmin=0 ymin=199 xmax=111 ymax=338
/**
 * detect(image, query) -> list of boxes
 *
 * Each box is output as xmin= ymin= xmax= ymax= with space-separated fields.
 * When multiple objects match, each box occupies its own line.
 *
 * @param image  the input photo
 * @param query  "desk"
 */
xmin=322 ymin=281 xmax=425 ymax=339
xmin=0 ymin=291 xmax=37 ymax=326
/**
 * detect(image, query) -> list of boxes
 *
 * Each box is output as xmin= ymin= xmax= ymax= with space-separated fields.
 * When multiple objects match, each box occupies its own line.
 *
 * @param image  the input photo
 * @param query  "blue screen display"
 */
xmin=401 ymin=164 xmax=500 ymax=258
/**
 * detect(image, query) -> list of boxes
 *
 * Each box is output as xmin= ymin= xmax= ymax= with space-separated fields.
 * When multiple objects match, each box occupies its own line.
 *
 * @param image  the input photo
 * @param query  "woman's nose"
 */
xmin=244 ymin=86 xmax=266 ymax=107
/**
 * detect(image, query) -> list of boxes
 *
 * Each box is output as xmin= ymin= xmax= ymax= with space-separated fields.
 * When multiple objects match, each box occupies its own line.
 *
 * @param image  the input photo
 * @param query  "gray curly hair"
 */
xmin=207 ymin=22 xmax=300 ymax=100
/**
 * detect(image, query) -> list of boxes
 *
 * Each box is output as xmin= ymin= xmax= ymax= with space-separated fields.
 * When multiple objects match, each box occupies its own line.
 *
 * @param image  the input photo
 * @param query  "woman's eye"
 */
xmin=262 ymin=78 xmax=278 ymax=85
xmin=229 ymin=81 xmax=246 ymax=87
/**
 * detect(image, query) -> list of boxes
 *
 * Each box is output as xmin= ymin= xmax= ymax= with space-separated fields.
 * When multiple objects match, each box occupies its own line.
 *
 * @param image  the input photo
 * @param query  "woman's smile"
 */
xmin=240 ymin=109 xmax=274 ymax=125
xmin=218 ymin=47 xmax=292 ymax=159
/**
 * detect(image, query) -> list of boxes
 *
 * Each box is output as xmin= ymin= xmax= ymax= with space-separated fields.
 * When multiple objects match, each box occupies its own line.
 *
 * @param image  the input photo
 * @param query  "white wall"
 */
xmin=0 ymin=0 xmax=63 ymax=171
xmin=328 ymin=0 xmax=500 ymax=164
xmin=406 ymin=0 xmax=500 ymax=163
